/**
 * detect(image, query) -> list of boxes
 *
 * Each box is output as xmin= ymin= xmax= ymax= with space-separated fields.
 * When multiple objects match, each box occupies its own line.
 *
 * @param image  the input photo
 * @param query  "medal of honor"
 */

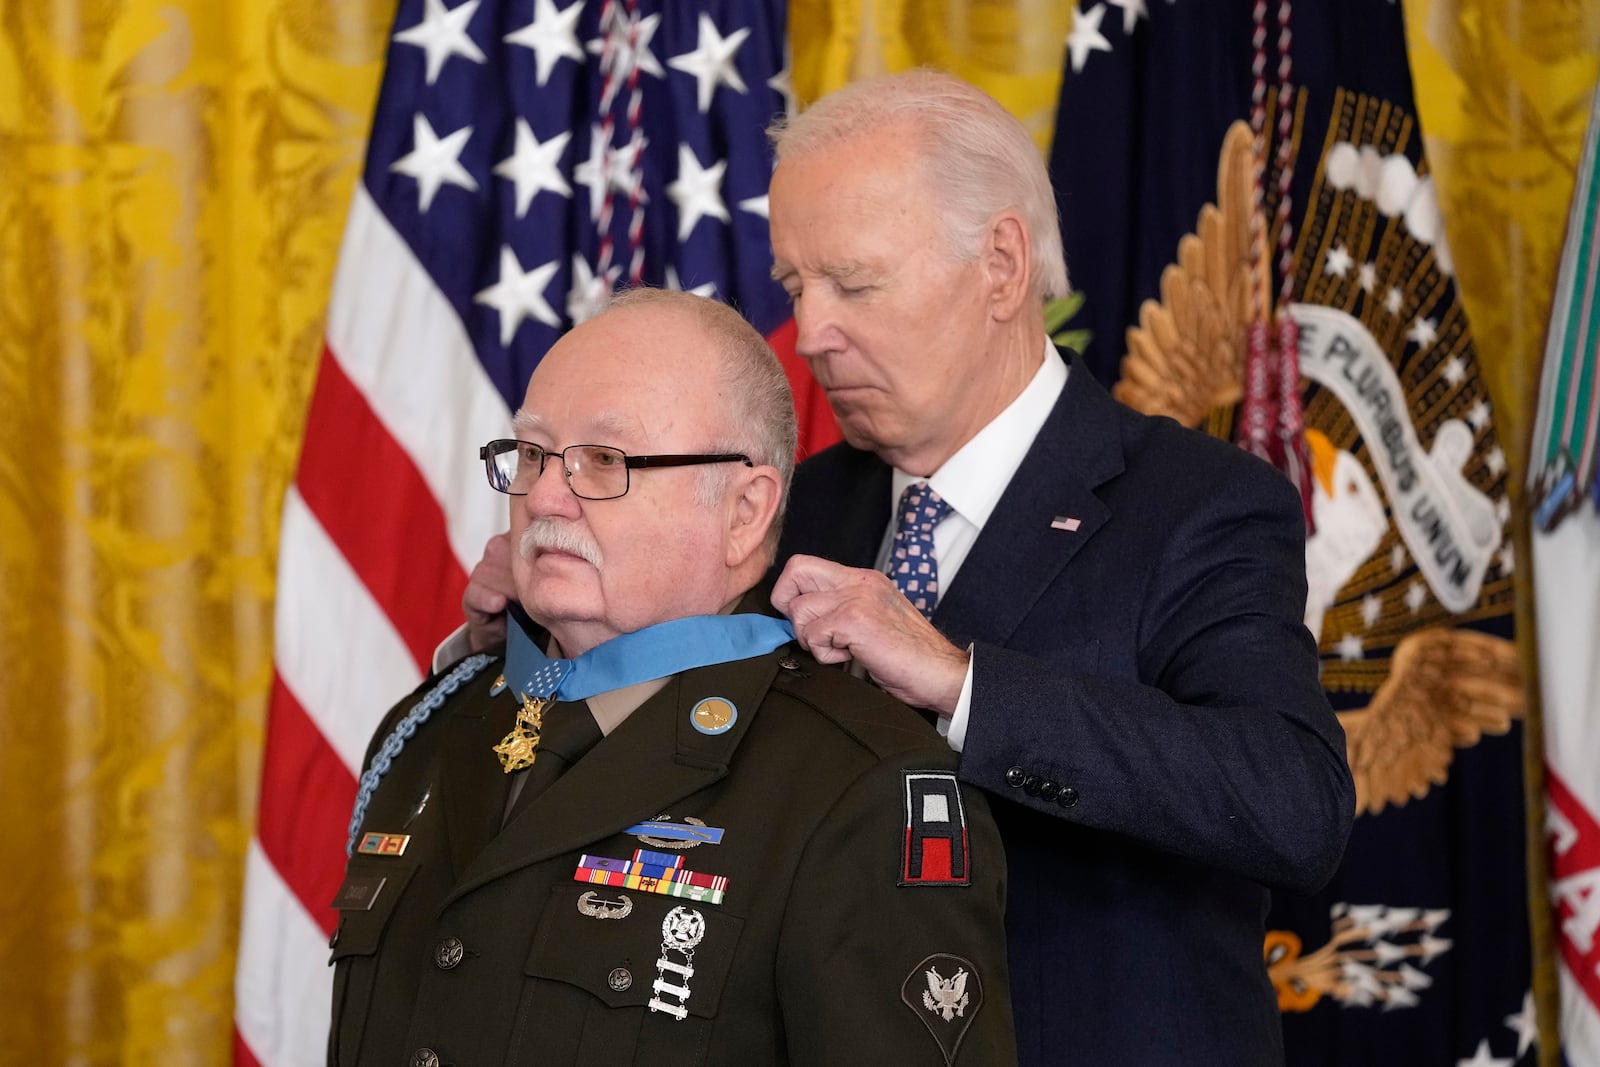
xmin=492 ymin=693 xmax=547 ymax=772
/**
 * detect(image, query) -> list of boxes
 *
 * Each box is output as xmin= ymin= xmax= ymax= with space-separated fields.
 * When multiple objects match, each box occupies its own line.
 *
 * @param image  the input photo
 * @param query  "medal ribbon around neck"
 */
xmin=493 ymin=613 xmax=796 ymax=772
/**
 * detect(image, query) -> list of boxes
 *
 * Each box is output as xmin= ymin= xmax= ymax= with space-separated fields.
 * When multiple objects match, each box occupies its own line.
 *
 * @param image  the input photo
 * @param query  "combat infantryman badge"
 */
xmin=901 ymin=953 xmax=984 ymax=1065
xmin=626 ymin=814 xmax=725 ymax=849
xmin=648 ymin=906 xmax=706 ymax=1021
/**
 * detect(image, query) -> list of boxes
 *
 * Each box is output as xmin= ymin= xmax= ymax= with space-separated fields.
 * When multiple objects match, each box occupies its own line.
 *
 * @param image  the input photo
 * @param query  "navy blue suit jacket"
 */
xmin=777 ymin=353 xmax=1354 ymax=1066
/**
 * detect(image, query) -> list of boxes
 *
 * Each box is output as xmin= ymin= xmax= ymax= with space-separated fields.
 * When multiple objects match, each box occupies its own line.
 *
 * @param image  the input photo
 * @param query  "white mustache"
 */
xmin=519 ymin=519 xmax=603 ymax=568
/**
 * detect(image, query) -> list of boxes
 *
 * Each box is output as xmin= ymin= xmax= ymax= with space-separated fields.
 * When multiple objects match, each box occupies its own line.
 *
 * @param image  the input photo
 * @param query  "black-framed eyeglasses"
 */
xmin=480 ymin=439 xmax=753 ymax=501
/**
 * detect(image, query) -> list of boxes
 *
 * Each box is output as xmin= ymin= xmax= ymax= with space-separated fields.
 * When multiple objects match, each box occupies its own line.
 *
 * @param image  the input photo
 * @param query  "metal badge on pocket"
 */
xmin=576 ymin=891 xmax=633 ymax=919
xmin=647 ymin=907 xmax=706 ymax=1021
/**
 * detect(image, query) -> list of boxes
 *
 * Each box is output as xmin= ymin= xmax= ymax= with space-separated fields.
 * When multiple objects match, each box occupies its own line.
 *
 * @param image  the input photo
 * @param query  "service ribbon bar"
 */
xmin=575 ymin=849 xmax=729 ymax=906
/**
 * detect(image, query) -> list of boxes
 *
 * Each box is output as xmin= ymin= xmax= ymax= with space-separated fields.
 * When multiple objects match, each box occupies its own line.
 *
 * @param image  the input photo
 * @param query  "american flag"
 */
xmin=232 ymin=2 xmax=826 ymax=1062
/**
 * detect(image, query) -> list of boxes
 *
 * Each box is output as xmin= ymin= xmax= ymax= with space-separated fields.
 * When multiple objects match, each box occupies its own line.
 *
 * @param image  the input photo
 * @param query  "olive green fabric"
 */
xmin=330 ymin=645 xmax=1015 ymax=1065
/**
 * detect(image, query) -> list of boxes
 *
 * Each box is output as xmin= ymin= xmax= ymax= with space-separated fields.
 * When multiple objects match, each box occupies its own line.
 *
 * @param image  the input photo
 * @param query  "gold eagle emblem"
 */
xmin=1109 ymin=118 xmax=1524 ymax=815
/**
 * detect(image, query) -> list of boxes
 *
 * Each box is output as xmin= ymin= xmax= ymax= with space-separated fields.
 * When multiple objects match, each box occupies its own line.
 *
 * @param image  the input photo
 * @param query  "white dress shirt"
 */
xmin=872 ymin=345 xmax=1068 ymax=751
xmin=438 ymin=345 xmax=1069 ymax=755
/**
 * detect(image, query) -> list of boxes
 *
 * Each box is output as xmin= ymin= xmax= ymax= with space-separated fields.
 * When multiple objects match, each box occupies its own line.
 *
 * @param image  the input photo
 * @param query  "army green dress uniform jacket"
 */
xmin=329 ymin=643 xmax=1015 ymax=1066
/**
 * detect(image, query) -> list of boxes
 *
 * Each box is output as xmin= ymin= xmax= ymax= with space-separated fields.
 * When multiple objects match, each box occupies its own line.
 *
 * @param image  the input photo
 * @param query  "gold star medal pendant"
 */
xmin=493 ymin=689 xmax=547 ymax=772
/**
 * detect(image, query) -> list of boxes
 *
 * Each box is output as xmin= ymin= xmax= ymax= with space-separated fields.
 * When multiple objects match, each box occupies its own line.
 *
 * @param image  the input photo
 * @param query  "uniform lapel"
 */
xmin=442 ymin=651 xmax=780 ymax=907
xmin=437 ymin=677 xmax=519 ymax=881
xmin=934 ymin=356 xmax=1126 ymax=649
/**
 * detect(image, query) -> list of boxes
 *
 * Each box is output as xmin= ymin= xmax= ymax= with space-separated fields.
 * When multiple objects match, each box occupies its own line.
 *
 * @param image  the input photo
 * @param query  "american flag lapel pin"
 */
xmin=1050 ymin=516 xmax=1082 ymax=532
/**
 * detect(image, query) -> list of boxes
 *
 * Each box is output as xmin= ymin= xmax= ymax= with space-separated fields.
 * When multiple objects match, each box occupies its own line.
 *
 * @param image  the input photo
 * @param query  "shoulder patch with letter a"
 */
xmin=899 ymin=771 xmax=970 ymax=886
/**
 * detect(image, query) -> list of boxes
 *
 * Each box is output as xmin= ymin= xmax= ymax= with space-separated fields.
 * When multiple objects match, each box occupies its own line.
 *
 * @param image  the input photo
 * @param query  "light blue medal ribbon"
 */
xmin=347 ymin=614 xmax=796 ymax=854
xmin=493 ymin=612 xmax=794 ymax=770
xmin=504 ymin=612 xmax=796 ymax=702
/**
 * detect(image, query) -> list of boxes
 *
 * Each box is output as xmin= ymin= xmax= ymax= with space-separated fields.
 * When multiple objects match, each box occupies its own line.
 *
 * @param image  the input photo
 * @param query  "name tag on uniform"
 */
xmin=333 ymin=873 xmax=387 ymax=912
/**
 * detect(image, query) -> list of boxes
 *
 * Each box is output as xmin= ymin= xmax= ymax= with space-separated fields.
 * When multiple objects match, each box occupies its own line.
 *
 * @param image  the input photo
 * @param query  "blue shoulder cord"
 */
xmin=345 ymin=653 xmax=496 ymax=855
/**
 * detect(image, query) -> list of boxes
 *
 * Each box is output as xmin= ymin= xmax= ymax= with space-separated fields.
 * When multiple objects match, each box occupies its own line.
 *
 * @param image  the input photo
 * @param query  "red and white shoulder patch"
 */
xmin=899 ymin=771 xmax=971 ymax=887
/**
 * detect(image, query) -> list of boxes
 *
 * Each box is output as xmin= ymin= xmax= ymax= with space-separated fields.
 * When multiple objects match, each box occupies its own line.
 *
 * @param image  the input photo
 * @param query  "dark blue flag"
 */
xmin=1049 ymin=3 xmax=1532 ymax=1063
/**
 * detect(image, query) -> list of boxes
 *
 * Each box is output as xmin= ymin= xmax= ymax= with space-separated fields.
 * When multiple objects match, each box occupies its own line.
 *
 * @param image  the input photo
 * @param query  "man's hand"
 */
xmin=770 ymin=554 xmax=969 ymax=716
xmin=464 ymin=532 xmax=515 ymax=651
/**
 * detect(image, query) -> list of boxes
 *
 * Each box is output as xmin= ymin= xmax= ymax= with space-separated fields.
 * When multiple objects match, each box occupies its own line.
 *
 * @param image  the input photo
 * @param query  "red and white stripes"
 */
xmin=1240 ymin=0 xmax=1314 ymax=527
xmin=233 ymin=187 xmax=509 ymax=1067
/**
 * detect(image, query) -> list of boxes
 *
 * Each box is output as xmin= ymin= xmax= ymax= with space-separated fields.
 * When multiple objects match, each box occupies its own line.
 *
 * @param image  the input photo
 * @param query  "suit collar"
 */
xmin=816 ymin=458 xmax=892 ymax=570
xmin=782 ymin=351 xmax=1128 ymax=645
xmin=932 ymin=351 xmax=1126 ymax=647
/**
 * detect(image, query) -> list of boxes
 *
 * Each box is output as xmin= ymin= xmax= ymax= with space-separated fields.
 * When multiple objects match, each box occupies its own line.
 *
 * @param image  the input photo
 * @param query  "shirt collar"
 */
xmin=891 ymin=342 xmax=1069 ymax=528
xmin=537 ymin=596 xmax=749 ymax=736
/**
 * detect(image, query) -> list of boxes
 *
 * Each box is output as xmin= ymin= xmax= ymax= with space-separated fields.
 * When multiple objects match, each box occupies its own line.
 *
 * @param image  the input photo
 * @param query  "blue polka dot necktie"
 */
xmin=888 ymin=481 xmax=952 ymax=618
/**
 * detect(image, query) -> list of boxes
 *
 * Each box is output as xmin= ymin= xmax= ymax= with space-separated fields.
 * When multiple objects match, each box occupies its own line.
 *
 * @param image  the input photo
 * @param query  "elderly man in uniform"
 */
xmin=449 ymin=71 xmax=1355 ymax=1065
xmin=329 ymin=289 xmax=1014 ymax=1066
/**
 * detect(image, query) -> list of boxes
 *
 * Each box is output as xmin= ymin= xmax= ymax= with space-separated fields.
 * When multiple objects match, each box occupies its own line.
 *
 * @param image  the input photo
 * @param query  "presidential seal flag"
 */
xmin=1051 ymin=2 xmax=1530 ymax=1062
xmin=232 ymin=2 xmax=824 ymax=1064
xmin=1531 ymin=78 xmax=1600 ymax=1067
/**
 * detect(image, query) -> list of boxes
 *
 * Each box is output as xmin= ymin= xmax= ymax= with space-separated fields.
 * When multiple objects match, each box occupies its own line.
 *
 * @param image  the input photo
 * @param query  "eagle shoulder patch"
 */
xmin=900 ymin=952 xmax=984 ymax=1065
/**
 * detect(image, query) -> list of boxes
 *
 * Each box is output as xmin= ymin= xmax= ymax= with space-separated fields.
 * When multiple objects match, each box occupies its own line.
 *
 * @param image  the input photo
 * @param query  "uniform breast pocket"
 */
xmin=518 ymin=882 xmax=745 ymax=1064
xmin=329 ymin=861 xmax=419 ymax=961
xmin=327 ymin=861 xmax=418 ymax=1066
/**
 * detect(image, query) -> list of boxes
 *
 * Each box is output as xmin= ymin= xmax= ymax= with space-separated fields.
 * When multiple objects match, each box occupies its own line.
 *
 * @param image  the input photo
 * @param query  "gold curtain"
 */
xmin=0 ymin=1 xmax=388 ymax=1061
xmin=1401 ymin=3 xmax=1600 ymax=1063
xmin=788 ymin=0 xmax=1072 ymax=149
xmin=3 ymin=0 xmax=1596 ymax=1060
xmin=1405 ymin=0 xmax=1600 ymax=483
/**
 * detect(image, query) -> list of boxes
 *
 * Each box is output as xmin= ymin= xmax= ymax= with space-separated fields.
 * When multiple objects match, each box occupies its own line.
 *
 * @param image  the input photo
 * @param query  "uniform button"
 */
xmin=608 ymin=967 xmax=632 ymax=991
xmin=1040 ymin=781 xmax=1060 ymax=802
xmin=1023 ymin=775 xmax=1043 ymax=796
xmin=434 ymin=937 xmax=465 ymax=970
xmin=778 ymin=654 xmax=801 ymax=671
xmin=1004 ymin=766 xmax=1026 ymax=788
xmin=410 ymin=1049 xmax=440 ymax=1067
xmin=1059 ymin=786 xmax=1080 ymax=807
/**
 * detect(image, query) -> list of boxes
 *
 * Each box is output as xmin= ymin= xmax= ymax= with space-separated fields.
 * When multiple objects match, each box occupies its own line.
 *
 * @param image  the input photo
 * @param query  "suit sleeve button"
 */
xmin=1059 ymin=786 xmax=1080 ymax=807
xmin=1023 ymin=775 xmax=1043 ymax=796
xmin=1004 ymin=766 xmax=1026 ymax=788
xmin=1040 ymin=781 xmax=1060 ymax=802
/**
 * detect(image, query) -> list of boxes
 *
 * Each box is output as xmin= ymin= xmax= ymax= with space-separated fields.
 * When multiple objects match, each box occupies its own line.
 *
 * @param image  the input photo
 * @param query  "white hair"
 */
xmin=770 ymin=68 xmax=1069 ymax=302
xmin=605 ymin=288 xmax=796 ymax=553
xmin=519 ymin=517 xmax=603 ymax=566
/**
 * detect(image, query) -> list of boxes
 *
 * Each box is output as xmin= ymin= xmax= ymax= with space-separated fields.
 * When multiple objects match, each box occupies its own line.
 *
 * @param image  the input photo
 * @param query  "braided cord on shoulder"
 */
xmin=345 ymin=653 xmax=497 ymax=855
